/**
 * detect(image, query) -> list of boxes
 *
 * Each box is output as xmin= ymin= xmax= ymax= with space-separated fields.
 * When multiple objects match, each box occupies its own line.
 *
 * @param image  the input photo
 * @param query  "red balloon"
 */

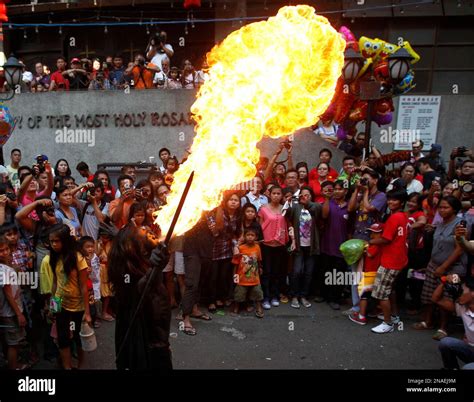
xmin=349 ymin=100 xmax=367 ymax=122
xmin=184 ymin=0 xmax=201 ymax=8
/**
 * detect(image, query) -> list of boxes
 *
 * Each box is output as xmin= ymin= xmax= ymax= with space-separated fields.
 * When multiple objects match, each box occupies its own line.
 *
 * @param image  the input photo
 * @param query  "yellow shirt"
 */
xmin=39 ymin=253 xmax=88 ymax=312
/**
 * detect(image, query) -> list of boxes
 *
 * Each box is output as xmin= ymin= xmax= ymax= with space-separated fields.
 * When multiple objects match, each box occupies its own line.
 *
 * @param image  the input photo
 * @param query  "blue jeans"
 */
xmin=350 ymin=263 xmax=360 ymax=312
xmin=290 ymin=247 xmax=315 ymax=298
xmin=439 ymin=337 xmax=474 ymax=369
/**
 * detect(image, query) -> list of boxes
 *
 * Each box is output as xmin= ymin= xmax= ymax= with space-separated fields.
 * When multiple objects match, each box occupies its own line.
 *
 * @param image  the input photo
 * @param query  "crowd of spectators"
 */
xmin=2 ymin=31 xmax=208 ymax=93
xmin=0 ymin=136 xmax=473 ymax=370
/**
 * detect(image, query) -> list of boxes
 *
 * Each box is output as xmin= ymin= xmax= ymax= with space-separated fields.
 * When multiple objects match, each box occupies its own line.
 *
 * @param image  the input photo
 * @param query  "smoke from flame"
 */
xmin=156 ymin=5 xmax=345 ymax=236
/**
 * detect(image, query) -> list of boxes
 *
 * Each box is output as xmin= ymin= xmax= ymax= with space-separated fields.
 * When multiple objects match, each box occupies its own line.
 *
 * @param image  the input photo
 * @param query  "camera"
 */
xmin=360 ymin=178 xmax=368 ymax=186
xmin=445 ymin=282 xmax=463 ymax=300
xmin=81 ymin=59 xmax=93 ymax=73
xmin=444 ymin=274 xmax=464 ymax=300
xmin=461 ymin=182 xmax=473 ymax=194
xmin=137 ymin=57 xmax=146 ymax=67
xmin=34 ymin=155 xmax=46 ymax=174
xmin=6 ymin=192 xmax=17 ymax=201
xmin=150 ymin=33 xmax=166 ymax=48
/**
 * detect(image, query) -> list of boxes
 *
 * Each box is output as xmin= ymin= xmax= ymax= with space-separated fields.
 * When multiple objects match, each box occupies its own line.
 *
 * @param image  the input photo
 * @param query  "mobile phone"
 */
xmin=460 ymin=219 xmax=467 ymax=228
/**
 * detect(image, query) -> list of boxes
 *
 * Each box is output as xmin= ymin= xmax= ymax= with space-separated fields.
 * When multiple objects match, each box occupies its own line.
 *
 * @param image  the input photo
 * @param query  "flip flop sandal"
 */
xmin=175 ymin=311 xmax=184 ymax=321
xmin=432 ymin=329 xmax=448 ymax=341
xmin=191 ymin=313 xmax=212 ymax=321
xmin=412 ymin=321 xmax=433 ymax=330
xmin=208 ymin=305 xmax=217 ymax=313
xmin=255 ymin=310 xmax=264 ymax=319
xmin=182 ymin=326 xmax=197 ymax=336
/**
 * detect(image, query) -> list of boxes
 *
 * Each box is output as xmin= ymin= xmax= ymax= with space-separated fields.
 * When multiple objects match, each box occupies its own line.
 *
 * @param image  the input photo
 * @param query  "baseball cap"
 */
xmin=35 ymin=154 xmax=49 ymax=163
xmin=367 ymin=223 xmax=384 ymax=233
xmin=430 ymin=143 xmax=442 ymax=153
xmin=71 ymin=57 xmax=81 ymax=64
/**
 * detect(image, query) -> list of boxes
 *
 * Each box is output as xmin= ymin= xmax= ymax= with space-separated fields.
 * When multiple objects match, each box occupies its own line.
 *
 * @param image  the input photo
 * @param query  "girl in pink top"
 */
xmin=258 ymin=185 xmax=295 ymax=310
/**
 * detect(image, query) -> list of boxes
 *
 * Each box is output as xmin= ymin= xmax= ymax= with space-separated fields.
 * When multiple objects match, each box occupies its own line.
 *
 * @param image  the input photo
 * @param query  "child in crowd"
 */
xmin=349 ymin=223 xmax=384 ymax=325
xmin=165 ymin=156 xmax=179 ymax=175
xmin=146 ymin=201 xmax=161 ymax=237
xmin=148 ymin=171 xmax=165 ymax=203
xmin=1 ymin=224 xmax=38 ymax=364
xmin=128 ymin=201 xmax=147 ymax=228
xmin=240 ymin=203 xmax=264 ymax=242
xmin=1 ymin=224 xmax=33 ymax=274
xmin=167 ymin=67 xmax=182 ymax=89
xmin=97 ymin=225 xmax=115 ymax=321
xmin=369 ymin=190 xmax=409 ymax=334
xmin=232 ymin=227 xmax=264 ymax=318
xmin=39 ymin=224 xmax=91 ymax=369
xmin=0 ymin=236 xmax=28 ymax=369
xmin=79 ymin=236 xmax=101 ymax=328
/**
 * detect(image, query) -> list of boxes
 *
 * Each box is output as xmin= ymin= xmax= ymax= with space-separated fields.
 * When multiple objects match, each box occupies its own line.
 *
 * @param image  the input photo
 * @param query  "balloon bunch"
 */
xmin=321 ymin=26 xmax=420 ymax=141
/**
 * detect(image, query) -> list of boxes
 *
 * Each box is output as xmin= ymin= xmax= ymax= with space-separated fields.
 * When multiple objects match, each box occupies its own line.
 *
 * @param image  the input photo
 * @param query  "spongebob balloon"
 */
xmin=378 ymin=40 xmax=399 ymax=60
xmin=359 ymin=36 xmax=383 ymax=60
xmin=401 ymin=41 xmax=420 ymax=64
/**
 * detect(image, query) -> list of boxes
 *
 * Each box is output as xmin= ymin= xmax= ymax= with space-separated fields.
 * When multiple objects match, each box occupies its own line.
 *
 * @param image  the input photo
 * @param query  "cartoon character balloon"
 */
xmin=0 ymin=104 xmax=13 ymax=146
xmin=319 ymin=31 xmax=420 ymax=144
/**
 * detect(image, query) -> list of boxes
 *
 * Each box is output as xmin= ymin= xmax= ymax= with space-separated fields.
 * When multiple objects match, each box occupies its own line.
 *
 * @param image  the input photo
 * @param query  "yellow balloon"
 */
xmin=402 ymin=41 xmax=420 ymax=64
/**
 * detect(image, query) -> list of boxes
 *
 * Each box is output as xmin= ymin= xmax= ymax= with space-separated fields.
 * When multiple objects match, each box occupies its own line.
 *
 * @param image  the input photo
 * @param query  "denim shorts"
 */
xmin=0 ymin=316 xmax=26 ymax=346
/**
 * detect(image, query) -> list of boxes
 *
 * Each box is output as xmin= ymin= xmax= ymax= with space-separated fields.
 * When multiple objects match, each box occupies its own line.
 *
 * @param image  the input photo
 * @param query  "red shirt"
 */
xmin=265 ymin=176 xmax=285 ymax=187
xmin=364 ymin=244 xmax=382 ymax=272
xmin=380 ymin=211 xmax=409 ymax=270
xmin=309 ymin=166 xmax=339 ymax=183
xmin=50 ymin=70 xmax=70 ymax=91
xmin=308 ymin=179 xmax=328 ymax=203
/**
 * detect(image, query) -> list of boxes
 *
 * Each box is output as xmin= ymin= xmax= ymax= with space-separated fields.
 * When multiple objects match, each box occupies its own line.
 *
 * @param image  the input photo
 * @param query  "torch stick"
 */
xmin=116 ymin=171 xmax=195 ymax=364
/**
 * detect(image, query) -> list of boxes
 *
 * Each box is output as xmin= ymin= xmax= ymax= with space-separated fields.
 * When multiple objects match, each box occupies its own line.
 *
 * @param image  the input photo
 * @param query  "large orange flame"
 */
xmin=156 ymin=5 xmax=345 ymax=236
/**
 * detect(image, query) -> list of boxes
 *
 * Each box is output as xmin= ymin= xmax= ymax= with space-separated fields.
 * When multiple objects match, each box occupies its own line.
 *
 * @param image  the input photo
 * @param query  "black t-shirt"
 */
xmin=67 ymin=72 xmax=89 ymax=90
xmin=422 ymin=171 xmax=440 ymax=191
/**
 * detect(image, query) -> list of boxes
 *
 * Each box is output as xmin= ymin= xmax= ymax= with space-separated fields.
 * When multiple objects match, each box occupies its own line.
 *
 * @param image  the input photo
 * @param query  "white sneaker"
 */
xmin=342 ymin=308 xmax=357 ymax=316
xmin=371 ymin=321 xmax=394 ymax=334
xmin=262 ymin=301 xmax=271 ymax=310
xmin=271 ymin=298 xmax=280 ymax=307
xmin=300 ymin=298 xmax=312 ymax=308
xmin=290 ymin=298 xmax=300 ymax=309
xmin=377 ymin=314 xmax=400 ymax=324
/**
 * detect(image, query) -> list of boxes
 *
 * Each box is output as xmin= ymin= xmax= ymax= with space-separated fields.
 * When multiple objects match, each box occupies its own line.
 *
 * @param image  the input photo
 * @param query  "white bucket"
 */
xmin=79 ymin=322 xmax=97 ymax=352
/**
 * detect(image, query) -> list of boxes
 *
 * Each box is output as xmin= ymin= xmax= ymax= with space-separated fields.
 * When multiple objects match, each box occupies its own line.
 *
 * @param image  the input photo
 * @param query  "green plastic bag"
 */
xmin=339 ymin=239 xmax=366 ymax=265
